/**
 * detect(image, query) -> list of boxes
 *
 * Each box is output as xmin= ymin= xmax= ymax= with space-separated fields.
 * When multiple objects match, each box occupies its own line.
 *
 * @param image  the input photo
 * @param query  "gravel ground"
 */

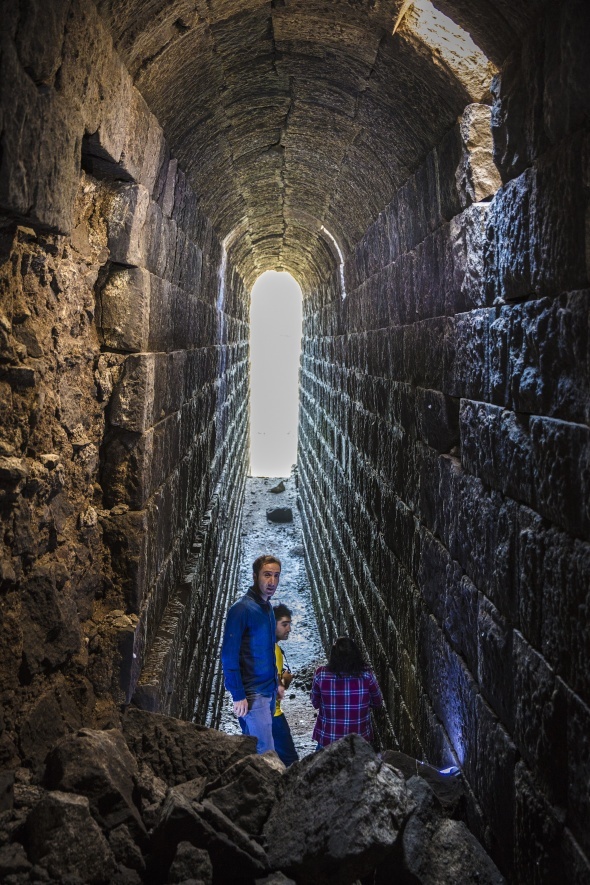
xmin=218 ymin=474 xmax=325 ymax=760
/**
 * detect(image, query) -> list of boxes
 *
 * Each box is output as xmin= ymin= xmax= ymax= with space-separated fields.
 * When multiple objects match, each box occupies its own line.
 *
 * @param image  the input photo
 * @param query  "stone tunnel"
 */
xmin=0 ymin=0 xmax=588 ymax=880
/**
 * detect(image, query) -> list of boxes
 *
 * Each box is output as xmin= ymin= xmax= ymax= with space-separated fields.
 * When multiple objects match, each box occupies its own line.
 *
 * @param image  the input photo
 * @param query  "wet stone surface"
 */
xmin=218 ymin=475 xmax=325 ymax=760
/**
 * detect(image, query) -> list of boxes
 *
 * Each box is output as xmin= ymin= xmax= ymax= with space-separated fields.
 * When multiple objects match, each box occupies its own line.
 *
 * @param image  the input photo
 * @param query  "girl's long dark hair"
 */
xmin=327 ymin=636 xmax=369 ymax=677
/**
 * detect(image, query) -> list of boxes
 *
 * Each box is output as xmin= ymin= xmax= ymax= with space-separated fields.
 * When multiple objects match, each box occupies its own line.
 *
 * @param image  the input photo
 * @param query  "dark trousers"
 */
xmin=272 ymin=712 xmax=299 ymax=767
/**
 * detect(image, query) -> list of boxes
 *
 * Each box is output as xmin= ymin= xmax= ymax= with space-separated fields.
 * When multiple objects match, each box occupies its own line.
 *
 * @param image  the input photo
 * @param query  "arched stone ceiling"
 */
xmin=95 ymin=0 xmax=537 ymax=290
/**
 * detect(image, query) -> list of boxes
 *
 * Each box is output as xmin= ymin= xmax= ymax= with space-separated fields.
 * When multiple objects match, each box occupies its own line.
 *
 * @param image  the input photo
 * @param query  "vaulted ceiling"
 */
xmin=95 ymin=0 xmax=538 ymax=289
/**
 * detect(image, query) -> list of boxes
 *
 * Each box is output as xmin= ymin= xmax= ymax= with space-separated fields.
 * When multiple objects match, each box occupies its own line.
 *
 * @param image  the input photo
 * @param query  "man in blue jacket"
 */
xmin=221 ymin=554 xmax=281 ymax=753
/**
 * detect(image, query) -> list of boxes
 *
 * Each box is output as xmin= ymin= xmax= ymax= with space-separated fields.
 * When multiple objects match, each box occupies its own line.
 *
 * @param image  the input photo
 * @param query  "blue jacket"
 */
xmin=221 ymin=588 xmax=278 ymax=701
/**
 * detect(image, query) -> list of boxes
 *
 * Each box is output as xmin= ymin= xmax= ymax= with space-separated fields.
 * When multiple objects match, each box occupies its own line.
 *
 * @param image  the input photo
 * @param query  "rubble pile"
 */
xmin=0 ymin=711 xmax=504 ymax=885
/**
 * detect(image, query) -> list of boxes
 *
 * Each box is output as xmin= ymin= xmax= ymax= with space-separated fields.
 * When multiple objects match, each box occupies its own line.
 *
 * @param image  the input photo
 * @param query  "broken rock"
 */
xmin=43 ymin=727 xmax=145 ymax=837
xmin=26 ymin=790 xmax=116 ymax=884
xmin=264 ymin=734 xmax=414 ymax=884
xmin=122 ymin=708 xmax=256 ymax=785
xmin=266 ymin=507 xmax=293 ymax=524
xmin=400 ymin=777 xmax=505 ymax=885
xmin=205 ymin=751 xmax=285 ymax=836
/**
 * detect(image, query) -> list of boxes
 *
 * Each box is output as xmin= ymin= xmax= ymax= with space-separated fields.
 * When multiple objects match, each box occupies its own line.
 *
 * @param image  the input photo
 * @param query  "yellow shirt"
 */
xmin=275 ymin=643 xmax=284 ymax=717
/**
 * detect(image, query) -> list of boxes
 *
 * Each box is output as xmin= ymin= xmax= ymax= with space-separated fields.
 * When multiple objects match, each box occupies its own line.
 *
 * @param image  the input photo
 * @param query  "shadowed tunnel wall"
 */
xmin=0 ymin=0 xmax=249 ymax=757
xmin=298 ymin=5 xmax=590 ymax=878
xmin=0 ymin=1 xmax=588 ymax=882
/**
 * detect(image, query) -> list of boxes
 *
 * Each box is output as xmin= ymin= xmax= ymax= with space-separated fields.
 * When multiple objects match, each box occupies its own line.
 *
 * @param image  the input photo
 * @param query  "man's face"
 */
xmin=255 ymin=562 xmax=281 ymax=602
xmin=275 ymin=617 xmax=292 ymax=642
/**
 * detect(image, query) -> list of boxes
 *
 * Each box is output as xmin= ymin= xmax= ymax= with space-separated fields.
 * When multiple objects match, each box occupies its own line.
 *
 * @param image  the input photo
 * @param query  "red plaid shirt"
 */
xmin=311 ymin=666 xmax=384 ymax=747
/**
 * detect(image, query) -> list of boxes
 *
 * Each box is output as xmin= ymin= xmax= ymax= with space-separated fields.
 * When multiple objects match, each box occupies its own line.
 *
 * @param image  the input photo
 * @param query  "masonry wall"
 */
xmin=298 ymin=1 xmax=589 ymax=880
xmin=0 ymin=0 xmax=248 ymax=767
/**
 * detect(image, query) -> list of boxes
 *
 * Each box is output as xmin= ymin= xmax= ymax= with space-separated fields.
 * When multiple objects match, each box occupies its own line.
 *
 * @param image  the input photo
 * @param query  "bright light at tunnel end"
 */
xmin=249 ymin=271 xmax=303 ymax=477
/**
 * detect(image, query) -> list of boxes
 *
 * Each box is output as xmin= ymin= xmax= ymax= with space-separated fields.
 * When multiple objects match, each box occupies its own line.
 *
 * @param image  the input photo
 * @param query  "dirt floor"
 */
xmin=218 ymin=473 xmax=326 ymax=760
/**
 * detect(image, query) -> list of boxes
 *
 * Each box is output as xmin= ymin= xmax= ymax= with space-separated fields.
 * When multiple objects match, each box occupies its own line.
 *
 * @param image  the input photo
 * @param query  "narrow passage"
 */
xmin=218 ymin=474 xmax=324 ymax=760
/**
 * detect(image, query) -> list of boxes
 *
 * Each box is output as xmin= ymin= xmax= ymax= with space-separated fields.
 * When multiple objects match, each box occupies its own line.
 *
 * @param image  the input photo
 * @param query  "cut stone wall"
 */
xmin=0 ymin=0 xmax=248 ymax=766
xmin=298 ymin=2 xmax=589 ymax=880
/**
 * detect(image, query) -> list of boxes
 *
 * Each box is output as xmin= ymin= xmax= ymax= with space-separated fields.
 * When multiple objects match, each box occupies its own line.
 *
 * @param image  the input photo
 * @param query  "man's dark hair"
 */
xmin=327 ymin=636 xmax=368 ymax=677
xmin=273 ymin=603 xmax=292 ymax=620
xmin=251 ymin=555 xmax=281 ymax=591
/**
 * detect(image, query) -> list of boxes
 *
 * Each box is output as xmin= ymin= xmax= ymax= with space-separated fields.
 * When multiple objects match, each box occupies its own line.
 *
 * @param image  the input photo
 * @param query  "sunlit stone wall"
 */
xmin=298 ymin=2 xmax=589 ymax=880
xmin=0 ymin=0 xmax=248 ymax=768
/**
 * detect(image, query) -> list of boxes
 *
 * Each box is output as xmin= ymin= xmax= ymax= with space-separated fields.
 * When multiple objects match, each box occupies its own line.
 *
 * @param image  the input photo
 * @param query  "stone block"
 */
xmin=531 ymin=134 xmax=589 ymax=297
xmin=142 ymin=199 xmax=169 ymax=279
xmin=101 ymin=508 xmax=150 ymax=613
xmin=444 ymin=575 xmax=479 ymax=678
xmin=417 ymin=528 xmax=459 ymax=627
xmin=540 ymin=531 xmax=590 ymax=703
xmin=418 ymin=616 xmax=478 ymax=781
xmin=484 ymin=168 xmax=535 ymax=302
xmin=160 ymin=157 xmax=178 ymax=218
xmin=478 ymin=597 xmax=514 ymax=730
xmin=565 ymin=685 xmax=590 ymax=857
xmin=514 ymin=760 xmax=565 ymax=884
xmin=495 ymin=21 xmax=549 ymax=174
xmin=99 ymin=266 xmax=151 ymax=353
xmin=542 ymin=0 xmax=590 ymax=146
xmin=26 ymin=791 xmax=116 ymax=883
xmin=109 ymin=351 xmax=190 ymax=434
xmin=515 ymin=505 xmax=544 ymax=648
xmin=489 ymin=292 xmax=590 ymax=424
xmin=456 ymin=104 xmax=502 ymax=208
xmin=414 ymin=236 xmax=448 ymax=321
xmin=529 ymin=415 xmax=590 ymax=538
xmin=486 ymin=136 xmax=589 ymax=302
xmin=102 ymin=408 xmax=186 ymax=510
xmin=107 ymin=184 xmax=151 ymax=267
xmin=449 ymin=203 xmax=492 ymax=313
xmin=109 ymin=353 xmax=156 ymax=433
xmin=147 ymin=275 xmax=175 ymax=353
xmin=513 ymin=631 xmax=567 ymax=805
xmin=436 ymin=122 xmax=463 ymax=222
xmin=205 ymin=753 xmax=285 ymax=837
xmin=460 ymin=401 xmax=534 ymax=505
xmin=415 ymin=388 xmax=459 ymax=453
xmin=12 ymin=1 xmax=69 ymax=86
xmin=492 ymin=0 xmax=590 ymax=178
xmin=474 ymin=694 xmax=517 ymax=874
xmin=447 ymin=309 xmax=491 ymax=400
xmin=404 ymin=317 xmax=451 ymax=390
xmin=0 ymin=40 xmax=82 ymax=232
xmin=168 ymin=842 xmax=212 ymax=885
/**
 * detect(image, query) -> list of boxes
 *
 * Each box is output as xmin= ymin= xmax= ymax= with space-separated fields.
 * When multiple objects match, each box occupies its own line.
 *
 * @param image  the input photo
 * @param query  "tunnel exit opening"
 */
xmin=249 ymin=271 xmax=303 ymax=477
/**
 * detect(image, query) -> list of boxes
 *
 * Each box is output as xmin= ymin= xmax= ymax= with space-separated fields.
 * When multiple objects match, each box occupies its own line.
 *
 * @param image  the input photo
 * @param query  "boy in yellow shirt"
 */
xmin=272 ymin=604 xmax=299 ymax=766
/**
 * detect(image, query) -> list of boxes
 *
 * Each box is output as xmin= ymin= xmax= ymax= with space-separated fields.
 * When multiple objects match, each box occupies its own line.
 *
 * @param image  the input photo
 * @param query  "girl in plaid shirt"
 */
xmin=311 ymin=636 xmax=384 ymax=748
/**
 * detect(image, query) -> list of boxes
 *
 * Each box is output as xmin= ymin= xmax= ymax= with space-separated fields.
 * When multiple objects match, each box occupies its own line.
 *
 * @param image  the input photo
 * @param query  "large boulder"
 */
xmin=122 ymin=708 xmax=257 ymax=785
xmin=264 ymin=734 xmax=414 ymax=884
xmin=25 ymin=790 xmax=116 ymax=883
xmin=43 ymin=727 xmax=146 ymax=838
xmin=399 ymin=777 xmax=505 ymax=884
xmin=204 ymin=751 xmax=285 ymax=836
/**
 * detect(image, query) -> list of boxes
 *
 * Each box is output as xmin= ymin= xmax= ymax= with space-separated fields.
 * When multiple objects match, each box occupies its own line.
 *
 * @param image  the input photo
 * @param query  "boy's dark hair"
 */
xmin=273 ymin=603 xmax=292 ymax=620
xmin=327 ymin=636 xmax=368 ymax=677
